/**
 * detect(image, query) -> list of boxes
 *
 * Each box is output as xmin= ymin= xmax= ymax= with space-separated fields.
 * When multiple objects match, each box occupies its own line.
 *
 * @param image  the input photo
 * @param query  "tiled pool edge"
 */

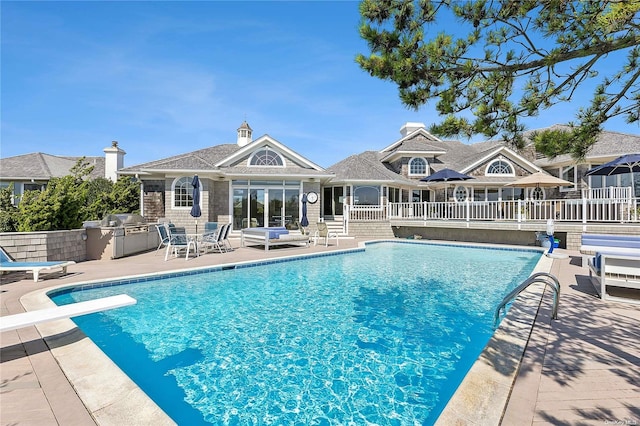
xmin=18 ymin=241 xmax=549 ymax=425
xmin=435 ymin=253 xmax=553 ymax=425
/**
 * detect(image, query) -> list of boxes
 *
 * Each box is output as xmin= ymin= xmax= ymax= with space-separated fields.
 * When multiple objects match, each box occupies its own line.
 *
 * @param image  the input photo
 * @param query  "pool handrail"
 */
xmin=493 ymin=272 xmax=560 ymax=328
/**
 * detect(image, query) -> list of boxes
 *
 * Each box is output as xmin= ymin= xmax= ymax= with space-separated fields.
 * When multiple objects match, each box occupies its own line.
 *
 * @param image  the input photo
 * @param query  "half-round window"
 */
xmin=409 ymin=157 xmax=427 ymax=175
xmin=172 ymin=177 xmax=193 ymax=208
xmin=486 ymin=159 xmax=514 ymax=176
xmin=249 ymin=147 xmax=284 ymax=166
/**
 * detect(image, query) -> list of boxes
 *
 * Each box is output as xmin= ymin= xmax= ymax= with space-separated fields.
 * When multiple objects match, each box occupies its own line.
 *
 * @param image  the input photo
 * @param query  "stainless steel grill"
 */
xmin=85 ymin=213 xmax=157 ymax=259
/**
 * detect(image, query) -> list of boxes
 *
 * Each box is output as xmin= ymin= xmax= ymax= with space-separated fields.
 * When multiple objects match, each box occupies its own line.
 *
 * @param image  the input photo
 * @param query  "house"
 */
xmin=530 ymin=124 xmax=640 ymax=199
xmin=117 ymin=121 xmax=638 ymax=237
xmin=326 ymin=122 xmax=544 ymax=215
xmin=0 ymin=141 xmax=126 ymax=204
xmin=118 ymin=122 xmax=334 ymax=232
xmin=3 ymin=121 xmax=638 ymax=237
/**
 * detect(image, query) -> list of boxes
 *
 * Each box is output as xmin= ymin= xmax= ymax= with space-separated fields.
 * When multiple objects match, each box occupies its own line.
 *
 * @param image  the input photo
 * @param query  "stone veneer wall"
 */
xmin=0 ymin=229 xmax=87 ymax=262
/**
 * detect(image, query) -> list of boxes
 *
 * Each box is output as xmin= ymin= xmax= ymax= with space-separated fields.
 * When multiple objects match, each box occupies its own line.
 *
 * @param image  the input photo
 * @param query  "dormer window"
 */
xmin=409 ymin=157 xmax=428 ymax=176
xmin=486 ymin=159 xmax=514 ymax=176
xmin=249 ymin=147 xmax=284 ymax=166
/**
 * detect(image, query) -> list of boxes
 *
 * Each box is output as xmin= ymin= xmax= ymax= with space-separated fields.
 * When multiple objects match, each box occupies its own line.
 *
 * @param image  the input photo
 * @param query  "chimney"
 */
xmin=237 ymin=120 xmax=253 ymax=147
xmin=400 ymin=122 xmax=426 ymax=137
xmin=104 ymin=140 xmax=126 ymax=181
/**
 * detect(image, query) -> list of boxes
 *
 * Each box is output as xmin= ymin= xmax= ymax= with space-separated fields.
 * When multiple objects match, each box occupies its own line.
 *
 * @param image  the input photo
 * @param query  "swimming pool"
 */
xmin=51 ymin=241 xmax=541 ymax=425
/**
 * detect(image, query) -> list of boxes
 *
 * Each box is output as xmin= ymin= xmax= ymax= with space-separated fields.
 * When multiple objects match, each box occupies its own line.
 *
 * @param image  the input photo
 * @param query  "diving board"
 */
xmin=0 ymin=294 xmax=137 ymax=332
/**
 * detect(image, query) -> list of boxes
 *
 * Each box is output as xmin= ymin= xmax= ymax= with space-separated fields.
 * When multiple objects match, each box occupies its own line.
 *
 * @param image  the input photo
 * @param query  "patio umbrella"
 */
xmin=585 ymin=153 xmax=640 ymax=198
xmin=300 ymin=193 xmax=309 ymax=229
xmin=190 ymin=175 xmax=202 ymax=233
xmin=420 ymin=168 xmax=474 ymax=200
xmin=504 ymin=171 xmax=573 ymax=188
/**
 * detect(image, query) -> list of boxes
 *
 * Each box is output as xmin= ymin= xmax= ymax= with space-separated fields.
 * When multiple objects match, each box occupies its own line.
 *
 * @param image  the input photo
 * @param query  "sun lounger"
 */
xmin=588 ymin=253 xmax=640 ymax=304
xmin=241 ymin=227 xmax=309 ymax=251
xmin=0 ymin=294 xmax=137 ymax=332
xmin=580 ymin=234 xmax=640 ymax=255
xmin=0 ymin=246 xmax=76 ymax=282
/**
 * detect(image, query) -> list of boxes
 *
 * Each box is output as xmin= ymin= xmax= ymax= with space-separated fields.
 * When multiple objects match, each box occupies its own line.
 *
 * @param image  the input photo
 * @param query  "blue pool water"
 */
xmin=51 ymin=242 xmax=541 ymax=425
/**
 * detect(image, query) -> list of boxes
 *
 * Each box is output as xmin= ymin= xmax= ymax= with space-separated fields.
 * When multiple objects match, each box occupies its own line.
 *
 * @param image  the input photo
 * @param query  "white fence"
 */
xmin=346 ymin=197 xmax=640 ymax=224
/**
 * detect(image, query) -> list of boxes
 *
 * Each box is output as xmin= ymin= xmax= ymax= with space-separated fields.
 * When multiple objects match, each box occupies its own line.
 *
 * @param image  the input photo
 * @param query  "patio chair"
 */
xmin=220 ymin=223 xmax=233 ymax=252
xmin=164 ymin=224 xmax=197 ymax=261
xmin=200 ymin=224 xmax=226 ymax=254
xmin=242 ymin=218 xmax=259 ymax=228
xmin=0 ymin=246 xmax=76 ymax=282
xmin=313 ymin=222 xmax=339 ymax=247
xmin=155 ymin=224 xmax=171 ymax=253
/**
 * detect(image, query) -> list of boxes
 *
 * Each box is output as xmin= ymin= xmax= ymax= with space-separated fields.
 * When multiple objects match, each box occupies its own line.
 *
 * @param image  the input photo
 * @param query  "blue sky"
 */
xmin=2 ymin=1 xmax=638 ymax=169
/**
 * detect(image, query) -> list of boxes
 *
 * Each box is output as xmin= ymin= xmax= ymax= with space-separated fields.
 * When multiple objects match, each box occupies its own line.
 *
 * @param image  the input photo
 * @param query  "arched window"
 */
xmin=486 ymin=159 xmax=514 ymax=176
xmin=249 ymin=147 xmax=284 ymax=166
xmin=172 ymin=177 xmax=193 ymax=208
xmin=408 ymin=157 xmax=427 ymax=175
xmin=353 ymin=185 xmax=380 ymax=205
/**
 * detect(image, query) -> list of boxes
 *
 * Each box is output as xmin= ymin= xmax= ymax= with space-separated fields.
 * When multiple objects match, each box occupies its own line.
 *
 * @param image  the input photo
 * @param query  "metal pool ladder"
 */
xmin=493 ymin=272 xmax=560 ymax=329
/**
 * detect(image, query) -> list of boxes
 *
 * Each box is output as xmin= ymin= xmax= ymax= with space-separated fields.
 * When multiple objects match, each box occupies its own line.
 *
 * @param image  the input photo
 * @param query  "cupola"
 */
xmin=400 ymin=122 xmax=426 ymax=137
xmin=237 ymin=120 xmax=253 ymax=147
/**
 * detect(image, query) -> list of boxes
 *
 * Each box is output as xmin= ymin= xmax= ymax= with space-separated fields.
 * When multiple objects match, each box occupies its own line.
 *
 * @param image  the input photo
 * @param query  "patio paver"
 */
xmin=2 ymin=239 xmax=639 ymax=425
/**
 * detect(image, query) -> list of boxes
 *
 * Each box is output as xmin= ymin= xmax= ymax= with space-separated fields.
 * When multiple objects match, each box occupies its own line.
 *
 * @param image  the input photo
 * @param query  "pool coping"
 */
xmin=19 ymin=240 xmax=549 ymax=425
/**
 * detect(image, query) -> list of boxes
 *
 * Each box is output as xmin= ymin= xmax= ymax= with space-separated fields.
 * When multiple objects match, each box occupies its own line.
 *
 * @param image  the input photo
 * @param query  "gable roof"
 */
xmin=119 ymin=144 xmax=236 ymax=175
xmin=327 ymin=151 xmax=417 ymax=184
xmin=215 ymin=135 xmax=326 ymax=171
xmin=119 ymin=134 xmax=333 ymax=180
xmin=524 ymin=124 xmax=640 ymax=167
xmin=0 ymin=153 xmax=105 ymax=180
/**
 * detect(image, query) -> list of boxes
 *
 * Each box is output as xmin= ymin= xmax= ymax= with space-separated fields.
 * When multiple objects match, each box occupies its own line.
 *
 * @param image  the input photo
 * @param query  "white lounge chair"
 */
xmin=0 ymin=246 xmax=75 ymax=282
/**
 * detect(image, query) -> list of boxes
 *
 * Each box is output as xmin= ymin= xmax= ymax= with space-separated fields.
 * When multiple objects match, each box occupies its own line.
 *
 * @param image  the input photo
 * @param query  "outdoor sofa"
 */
xmin=241 ymin=227 xmax=309 ymax=251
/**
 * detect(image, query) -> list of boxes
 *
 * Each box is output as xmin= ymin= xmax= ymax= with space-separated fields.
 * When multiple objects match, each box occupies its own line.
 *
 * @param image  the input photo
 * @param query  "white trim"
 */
xmin=559 ymin=165 xmax=577 ymax=192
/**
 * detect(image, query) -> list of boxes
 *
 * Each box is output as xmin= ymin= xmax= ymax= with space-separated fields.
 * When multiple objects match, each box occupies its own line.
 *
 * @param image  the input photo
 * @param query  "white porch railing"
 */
xmin=583 ymin=186 xmax=632 ymax=199
xmin=345 ymin=197 xmax=640 ymax=224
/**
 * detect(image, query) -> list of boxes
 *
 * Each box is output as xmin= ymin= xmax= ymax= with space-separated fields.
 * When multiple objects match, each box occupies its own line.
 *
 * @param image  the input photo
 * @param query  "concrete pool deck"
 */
xmin=1 ymin=238 xmax=639 ymax=425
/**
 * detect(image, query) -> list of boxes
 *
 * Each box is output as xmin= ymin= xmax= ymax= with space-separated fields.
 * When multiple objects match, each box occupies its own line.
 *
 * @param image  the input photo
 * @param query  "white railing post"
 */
xmin=517 ymin=200 xmax=522 ymax=223
xmin=582 ymin=197 xmax=587 ymax=224
xmin=466 ymin=199 xmax=470 ymax=222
